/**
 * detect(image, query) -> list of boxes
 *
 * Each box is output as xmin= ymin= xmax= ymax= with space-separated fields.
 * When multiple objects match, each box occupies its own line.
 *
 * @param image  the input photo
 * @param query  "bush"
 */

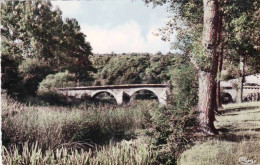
xmin=171 ymin=62 xmax=198 ymax=111
xmin=19 ymin=58 xmax=54 ymax=96
xmin=1 ymin=53 xmax=25 ymax=98
xmin=146 ymin=59 xmax=199 ymax=164
xmin=36 ymin=71 xmax=77 ymax=104
xmin=149 ymin=107 xmax=198 ymax=165
xmin=38 ymin=71 xmax=77 ymax=93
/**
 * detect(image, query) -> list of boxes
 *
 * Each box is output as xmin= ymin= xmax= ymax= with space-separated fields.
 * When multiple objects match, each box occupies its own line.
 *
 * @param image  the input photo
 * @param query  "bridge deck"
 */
xmin=57 ymin=84 xmax=169 ymax=91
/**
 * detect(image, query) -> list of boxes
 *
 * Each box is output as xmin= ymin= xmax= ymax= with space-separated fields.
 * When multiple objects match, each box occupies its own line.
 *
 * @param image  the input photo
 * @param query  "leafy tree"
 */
xmin=1 ymin=1 xmax=93 ymax=96
xmin=145 ymin=0 xmax=260 ymax=133
xmin=1 ymin=42 xmax=24 ymax=97
xmin=223 ymin=0 xmax=260 ymax=102
xmin=1 ymin=1 xmax=25 ymax=97
xmin=146 ymin=0 xmax=221 ymax=134
xmin=59 ymin=18 xmax=93 ymax=81
xmin=144 ymin=55 xmax=175 ymax=84
xmin=171 ymin=59 xmax=198 ymax=110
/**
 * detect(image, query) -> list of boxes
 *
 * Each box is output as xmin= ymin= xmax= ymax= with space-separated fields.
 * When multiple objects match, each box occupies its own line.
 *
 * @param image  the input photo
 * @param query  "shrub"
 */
xmin=37 ymin=71 xmax=77 ymax=105
xmin=38 ymin=71 xmax=77 ymax=93
xmin=149 ymin=107 xmax=198 ymax=165
xmin=146 ymin=59 xmax=199 ymax=165
xmin=19 ymin=58 xmax=54 ymax=96
xmin=1 ymin=53 xmax=25 ymax=98
xmin=171 ymin=62 xmax=198 ymax=111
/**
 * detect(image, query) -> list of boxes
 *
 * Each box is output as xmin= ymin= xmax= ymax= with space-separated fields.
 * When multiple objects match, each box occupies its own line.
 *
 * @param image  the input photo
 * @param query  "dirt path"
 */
xmin=179 ymin=102 xmax=260 ymax=165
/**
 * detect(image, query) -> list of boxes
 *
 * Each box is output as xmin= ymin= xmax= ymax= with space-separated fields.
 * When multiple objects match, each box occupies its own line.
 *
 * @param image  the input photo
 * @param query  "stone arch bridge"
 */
xmin=223 ymin=85 xmax=260 ymax=102
xmin=56 ymin=84 xmax=171 ymax=106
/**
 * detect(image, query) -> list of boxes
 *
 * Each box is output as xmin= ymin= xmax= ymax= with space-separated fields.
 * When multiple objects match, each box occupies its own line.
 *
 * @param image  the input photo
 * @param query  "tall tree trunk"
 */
xmin=216 ymin=47 xmax=223 ymax=109
xmin=237 ymin=56 xmax=245 ymax=103
xmin=198 ymin=0 xmax=219 ymax=134
xmin=216 ymin=11 xmax=224 ymax=109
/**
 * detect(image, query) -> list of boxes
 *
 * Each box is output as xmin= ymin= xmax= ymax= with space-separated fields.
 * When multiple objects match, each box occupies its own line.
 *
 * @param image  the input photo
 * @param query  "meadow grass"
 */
xmin=179 ymin=102 xmax=260 ymax=165
xmin=2 ymin=139 xmax=158 ymax=165
xmin=4 ymin=93 xmax=259 ymax=165
xmin=2 ymin=94 xmax=157 ymax=152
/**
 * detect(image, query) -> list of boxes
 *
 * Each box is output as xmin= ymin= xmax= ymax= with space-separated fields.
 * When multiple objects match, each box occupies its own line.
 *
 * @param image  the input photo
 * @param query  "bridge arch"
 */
xmin=91 ymin=91 xmax=117 ymax=104
xmin=129 ymin=89 xmax=159 ymax=104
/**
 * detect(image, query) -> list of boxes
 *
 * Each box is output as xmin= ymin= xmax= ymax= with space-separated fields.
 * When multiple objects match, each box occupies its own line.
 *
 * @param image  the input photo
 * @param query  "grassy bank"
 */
xmin=2 ymin=92 xmax=199 ymax=165
xmin=2 ymin=94 xmax=160 ymax=164
xmin=179 ymin=102 xmax=260 ymax=165
xmin=2 ymin=139 xmax=157 ymax=165
xmin=5 ymin=94 xmax=258 ymax=165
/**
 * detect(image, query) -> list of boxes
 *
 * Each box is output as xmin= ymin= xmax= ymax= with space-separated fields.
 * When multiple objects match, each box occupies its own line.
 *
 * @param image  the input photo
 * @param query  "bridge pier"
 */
xmin=114 ymin=91 xmax=124 ymax=105
xmin=158 ymin=97 xmax=167 ymax=106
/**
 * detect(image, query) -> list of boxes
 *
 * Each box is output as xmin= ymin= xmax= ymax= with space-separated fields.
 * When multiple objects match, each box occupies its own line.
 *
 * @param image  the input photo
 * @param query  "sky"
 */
xmin=51 ymin=1 xmax=174 ymax=54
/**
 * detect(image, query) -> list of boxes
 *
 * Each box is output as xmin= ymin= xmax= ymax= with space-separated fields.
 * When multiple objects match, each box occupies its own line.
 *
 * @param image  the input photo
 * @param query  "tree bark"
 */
xmin=198 ymin=71 xmax=217 ymax=133
xmin=237 ymin=56 xmax=245 ymax=103
xmin=216 ymin=48 xmax=223 ymax=109
xmin=198 ymin=0 xmax=219 ymax=134
xmin=216 ymin=11 xmax=224 ymax=110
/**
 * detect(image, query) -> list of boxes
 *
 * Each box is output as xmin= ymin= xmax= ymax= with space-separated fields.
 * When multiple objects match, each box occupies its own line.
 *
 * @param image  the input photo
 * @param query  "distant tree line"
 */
xmin=91 ymin=53 xmax=179 ymax=85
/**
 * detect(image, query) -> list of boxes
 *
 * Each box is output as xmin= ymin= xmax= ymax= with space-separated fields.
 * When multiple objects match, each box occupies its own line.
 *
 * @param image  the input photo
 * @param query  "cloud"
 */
xmin=51 ymin=1 xmax=81 ymax=17
xmin=51 ymin=1 xmax=175 ymax=53
xmin=81 ymin=21 xmax=171 ymax=54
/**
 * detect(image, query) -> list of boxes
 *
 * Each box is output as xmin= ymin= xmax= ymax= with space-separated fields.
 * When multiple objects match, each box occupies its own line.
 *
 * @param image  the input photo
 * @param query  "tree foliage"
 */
xmin=90 ymin=53 xmax=190 ymax=85
xmin=1 ymin=48 xmax=24 ymax=97
xmin=223 ymin=0 xmax=260 ymax=74
xmin=146 ymin=0 xmax=260 ymax=75
xmin=38 ymin=71 xmax=77 ymax=94
xmin=1 ymin=1 xmax=93 ymax=96
xmin=144 ymin=0 xmax=260 ymax=133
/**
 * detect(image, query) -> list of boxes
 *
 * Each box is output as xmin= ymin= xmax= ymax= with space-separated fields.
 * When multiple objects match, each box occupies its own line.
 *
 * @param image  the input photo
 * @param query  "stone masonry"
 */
xmin=56 ymin=84 xmax=171 ymax=106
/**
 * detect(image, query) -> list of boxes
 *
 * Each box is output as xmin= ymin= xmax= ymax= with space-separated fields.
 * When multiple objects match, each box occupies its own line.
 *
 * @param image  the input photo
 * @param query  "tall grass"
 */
xmin=2 ymin=94 xmax=156 ymax=151
xmin=2 ymin=141 xmax=158 ymax=165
